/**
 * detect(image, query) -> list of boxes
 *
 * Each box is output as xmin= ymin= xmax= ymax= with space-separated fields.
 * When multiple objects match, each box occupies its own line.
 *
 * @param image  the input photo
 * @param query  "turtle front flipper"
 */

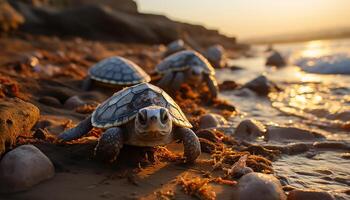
xmin=94 ymin=127 xmax=124 ymax=163
xmin=157 ymin=72 xmax=174 ymax=89
xmin=172 ymin=72 xmax=185 ymax=91
xmin=204 ymin=74 xmax=219 ymax=99
xmin=58 ymin=116 xmax=93 ymax=141
xmin=81 ymin=76 xmax=92 ymax=91
xmin=174 ymin=127 xmax=201 ymax=163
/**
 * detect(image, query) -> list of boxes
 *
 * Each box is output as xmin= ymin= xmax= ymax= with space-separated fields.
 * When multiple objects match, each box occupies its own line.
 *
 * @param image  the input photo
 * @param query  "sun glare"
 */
xmin=301 ymin=40 xmax=330 ymax=58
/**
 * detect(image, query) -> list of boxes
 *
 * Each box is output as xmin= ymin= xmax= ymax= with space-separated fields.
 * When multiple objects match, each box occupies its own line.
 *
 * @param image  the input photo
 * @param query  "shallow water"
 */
xmin=216 ymin=39 xmax=350 ymax=199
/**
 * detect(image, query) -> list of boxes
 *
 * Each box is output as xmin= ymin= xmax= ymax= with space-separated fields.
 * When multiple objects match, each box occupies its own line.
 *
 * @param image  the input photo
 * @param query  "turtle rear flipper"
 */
xmin=59 ymin=116 xmax=93 ymax=141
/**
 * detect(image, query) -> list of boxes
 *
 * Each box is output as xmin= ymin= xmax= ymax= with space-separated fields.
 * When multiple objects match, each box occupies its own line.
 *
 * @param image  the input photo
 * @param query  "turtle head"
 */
xmin=135 ymin=106 xmax=173 ymax=140
xmin=186 ymin=65 xmax=203 ymax=84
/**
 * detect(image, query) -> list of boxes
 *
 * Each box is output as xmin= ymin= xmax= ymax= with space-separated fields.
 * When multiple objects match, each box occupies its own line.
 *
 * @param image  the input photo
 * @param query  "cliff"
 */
xmin=7 ymin=0 xmax=242 ymax=49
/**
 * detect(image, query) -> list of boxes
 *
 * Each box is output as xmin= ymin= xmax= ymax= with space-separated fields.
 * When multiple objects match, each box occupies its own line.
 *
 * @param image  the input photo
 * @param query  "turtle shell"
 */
xmin=155 ymin=50 xmax=215 ymax=75
xmin=89 ymin=56 xmax=151 ymax=85
xmin=91 ymin=83 xmax=192 ymax=129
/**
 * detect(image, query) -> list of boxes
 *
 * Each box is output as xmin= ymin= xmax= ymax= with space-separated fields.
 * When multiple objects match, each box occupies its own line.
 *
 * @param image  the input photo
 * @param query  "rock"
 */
xmin=264 ymin=143 xmax=312 ymax=155
xmin=266 ymin=51 xmax=286 ymax=67
xmin=235 ymin=172 xmax=287 ymax=200
xmin=266 ymin=126 xmax=325 ymax=142
xmin=196 ymin=129 xmax=221 ymax=143
xmin=234 ymin=119 xmax=266 ymax=141
xmin=0 ymin=1 xmax=24 ymax=32
xmin=163 ymin=39 xmax=186 ymax=57
xmin=64 ymin=95 xmax=86 ymax=109
xmin=9 ymin=1 xmax=239 ymax=48
xmin=38 ymin=96 xmax=62 ymax=107
xmin=287 ymin=189 xmax=335 ymax=200
xmin=313 ymin=141 xmax=350 ymax=151
xmin=199 ymin=113 xmax=227 ymax=129
xmin=60 ymin=0 xmax=139 ymax=13
xmin=218 ymin=80 xmax=239 ymax=91
xmin=205 ymin=44 xmax=227 ymax=68
xmin=199 ymin=138 xmax=217 ymax=154
xmin=0 ymin=98 xmax=40 ymax=154
xmin=242 ymin=75 xmax=278 ymax=96
xmin=0 ymin=145 xmax=55 ymax=193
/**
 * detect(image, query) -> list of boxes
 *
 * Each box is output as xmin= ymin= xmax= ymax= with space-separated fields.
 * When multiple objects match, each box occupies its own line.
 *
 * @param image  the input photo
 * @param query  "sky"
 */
xmin=136 ymin=0 xmax=350 ymax=40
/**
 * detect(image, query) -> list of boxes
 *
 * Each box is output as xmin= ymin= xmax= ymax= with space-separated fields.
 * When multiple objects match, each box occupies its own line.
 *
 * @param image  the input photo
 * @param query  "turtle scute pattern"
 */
xmin=89 ymin=57 xmax=150 ymax=85
xmin=91 ymin=83 xmax=192 ymax=128
xmin=156 ymin=50 xmax=215 ymax=75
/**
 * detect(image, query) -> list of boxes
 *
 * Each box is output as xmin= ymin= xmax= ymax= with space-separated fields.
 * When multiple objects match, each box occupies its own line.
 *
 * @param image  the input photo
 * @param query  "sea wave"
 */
xmin=293 ymin=53 xmax=350 ymax=74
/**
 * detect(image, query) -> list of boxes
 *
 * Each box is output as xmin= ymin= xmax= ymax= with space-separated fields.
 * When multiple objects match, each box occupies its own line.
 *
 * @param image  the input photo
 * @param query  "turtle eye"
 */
xmin=138 ymin=110 xmax=147 ymax=125
xmin=160 ymin=109 xmax=169 ymax=124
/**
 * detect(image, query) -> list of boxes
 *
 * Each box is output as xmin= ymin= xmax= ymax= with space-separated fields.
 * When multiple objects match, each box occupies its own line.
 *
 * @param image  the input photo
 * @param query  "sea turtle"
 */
xmin=205 ymin=45 xmax=227 ymax=68
xmin=155 ymin=50 xmax=219 ymax=98
xmin=58 ymin=83 xmax=201 ymax=163
xmin=82 ymin=56 xmax=151 ymax=90
xmin=163 ymin=39 xmax=186 ymax=57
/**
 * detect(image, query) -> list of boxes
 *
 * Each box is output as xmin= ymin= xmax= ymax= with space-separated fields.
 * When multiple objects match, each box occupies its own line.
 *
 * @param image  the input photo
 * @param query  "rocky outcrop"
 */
xmin=8 ymin=0 xmax=241 ymax=49
xmin=0 ymin=145 xmax=55 ymax=193
xmin=0 ymin=98 xmax=40 ymax=155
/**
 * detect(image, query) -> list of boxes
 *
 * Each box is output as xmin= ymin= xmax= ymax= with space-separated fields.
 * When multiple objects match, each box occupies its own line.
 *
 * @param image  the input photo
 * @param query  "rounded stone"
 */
xmin=199 ymin=113 xmax=227 ymax=129
xmin=234 ymin=119 xmax=266 ymax=141
xmin=64 ymin=95 xmax=86 ymax=109
xmin=266 ymin=51 xmax=286 ymax=67
xmin=235 ymin=172 xmax=287 ymax=200
xmin=0 ymin=145 xmax=55 ymax=193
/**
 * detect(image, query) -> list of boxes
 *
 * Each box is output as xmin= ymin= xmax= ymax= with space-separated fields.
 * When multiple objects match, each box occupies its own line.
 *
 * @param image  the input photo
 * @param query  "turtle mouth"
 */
xmin=138 ymin=131 xmax=169 ymax=140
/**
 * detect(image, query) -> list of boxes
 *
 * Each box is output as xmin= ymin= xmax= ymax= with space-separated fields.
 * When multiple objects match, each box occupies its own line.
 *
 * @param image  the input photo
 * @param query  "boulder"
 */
xmin=242 ymin=75 xmax=278 ymax=96
xmin=287 ymin=189 xmax=335 ymax=200
xmin=266 ymin=126 xmax=325 ymax=142
xmin=234 ymin=119 xmax=266 ymax=141
xmin=266 ymin=51 xmax=286 ymax=67
xmin=0 ymin=145 xmax=55 ymax=193
xmin=199 ymin=113 xmax=227 ymax=130
xmin=9 ymin=1 xmax=239 ymax=48
xmin=235 ymin=172 xmax=287 ymax=200
xmin=0 ymin=98 xmax=40 ymax=154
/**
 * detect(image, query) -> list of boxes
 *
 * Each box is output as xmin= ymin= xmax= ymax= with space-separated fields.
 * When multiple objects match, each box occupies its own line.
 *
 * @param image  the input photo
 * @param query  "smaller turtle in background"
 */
xmin=163 ymin=39 xmax=187 ymax=57
xmin=59 ymin=83 xmax=201 ymax=163
xmin=205 ymin=44 xmax=227 ymax=68
xmin=155 ymin=50 xmax=219 ymax=99
xmin=82 ymin=56 xmax=151 ymax=90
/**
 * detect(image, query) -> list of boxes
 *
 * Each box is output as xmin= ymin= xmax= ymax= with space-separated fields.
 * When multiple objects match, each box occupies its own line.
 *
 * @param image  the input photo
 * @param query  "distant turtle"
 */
xmin=205 ymin=45 xmax=227 ymax=68
xmin=163 ymin=39 xmax=186 ymax=57
xmin=59 ymin=83 xmax=201 ymax=163
xmin=82 ymin=56 xmax=151 ymax=90
xmin=156 ymin=50 xmax=219 ymax=98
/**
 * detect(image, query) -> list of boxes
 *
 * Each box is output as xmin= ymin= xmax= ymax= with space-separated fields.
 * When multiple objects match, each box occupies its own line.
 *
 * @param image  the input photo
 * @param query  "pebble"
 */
xmin=266 ymin=51 xmax=286 ymax=67
xmin=198 ymin=113 xmax=227 ymax=129
xmin=39 ymin=96 xmax=62 ymax=107
xmin=234 ymin=119 xmax=266 ymax=141
xmin=235 ymin=172 xmax=287 ymax=200
xmin=0 ymin=145 xmax=55 ymax=193
xmin=64 ymin=95 xmax=86 ymax=109
xmin=242 ymin=75 xmax=278 ymax=96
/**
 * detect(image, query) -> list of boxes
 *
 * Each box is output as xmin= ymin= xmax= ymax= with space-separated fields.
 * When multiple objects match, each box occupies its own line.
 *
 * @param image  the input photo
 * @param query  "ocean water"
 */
xmin=216 ymin=39 xmax=350 ymax=199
